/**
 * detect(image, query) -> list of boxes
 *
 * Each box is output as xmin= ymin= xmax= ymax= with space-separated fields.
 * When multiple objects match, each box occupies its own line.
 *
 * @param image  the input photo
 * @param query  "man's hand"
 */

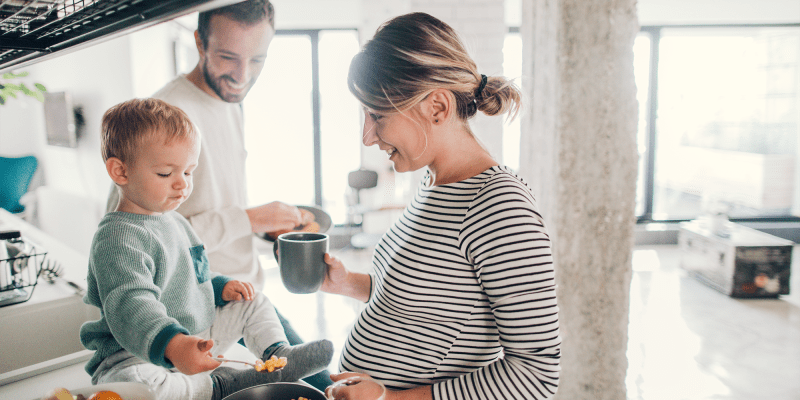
xmin=222 ymin=279 xmax=255 ymax=302
xmin=246 ymin=201 xmax=302 ymax=234
xmin=164 ymin=334 xmax=221 ymax=375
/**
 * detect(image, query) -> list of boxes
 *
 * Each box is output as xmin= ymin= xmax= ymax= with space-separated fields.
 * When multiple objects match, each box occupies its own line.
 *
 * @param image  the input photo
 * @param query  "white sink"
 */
xmin=0 ymin=279 xmax=100 ymax=383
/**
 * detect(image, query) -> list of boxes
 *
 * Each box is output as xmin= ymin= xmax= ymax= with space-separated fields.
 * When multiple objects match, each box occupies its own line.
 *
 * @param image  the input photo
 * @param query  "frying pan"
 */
xmin=222 ymin=382 xmax=327 ymax=400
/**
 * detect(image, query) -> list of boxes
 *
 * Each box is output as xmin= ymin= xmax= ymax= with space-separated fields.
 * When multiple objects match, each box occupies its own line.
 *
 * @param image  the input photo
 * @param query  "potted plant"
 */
xmin=0 ymin=71 xmax=47 ymax=105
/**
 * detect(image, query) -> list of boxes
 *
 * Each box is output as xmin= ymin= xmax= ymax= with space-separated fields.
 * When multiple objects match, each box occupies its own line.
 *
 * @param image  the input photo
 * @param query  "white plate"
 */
xmin=70 ymin=382 xmax=154 ymax=400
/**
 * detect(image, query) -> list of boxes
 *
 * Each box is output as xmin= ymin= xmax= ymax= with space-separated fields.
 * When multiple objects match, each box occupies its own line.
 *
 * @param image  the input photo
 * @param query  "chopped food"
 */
xmin=299 ymin=221 xmax=320 ymax=233
xmin=42 ymin=388 xmax=74 ymax=400
xmin=254 ymin=355 xmax=288 ymax=372
xmin=299 ymin=208 xmax=315 ymax=226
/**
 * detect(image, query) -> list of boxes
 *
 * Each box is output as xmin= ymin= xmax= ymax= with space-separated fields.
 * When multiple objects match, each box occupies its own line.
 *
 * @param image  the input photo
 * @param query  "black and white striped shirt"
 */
xmin=339 ymin=166 xmax=561 ymax=400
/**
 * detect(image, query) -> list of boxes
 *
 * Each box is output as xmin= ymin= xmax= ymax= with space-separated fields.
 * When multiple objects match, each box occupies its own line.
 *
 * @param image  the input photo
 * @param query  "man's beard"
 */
xmin=202 ymin=61 xmax=251 ymax=103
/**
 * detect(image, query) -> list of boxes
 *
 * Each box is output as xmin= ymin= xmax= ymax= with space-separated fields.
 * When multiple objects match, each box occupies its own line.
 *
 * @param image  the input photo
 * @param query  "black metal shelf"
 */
xmin=0 ymin=0 xmax=237 ymax=73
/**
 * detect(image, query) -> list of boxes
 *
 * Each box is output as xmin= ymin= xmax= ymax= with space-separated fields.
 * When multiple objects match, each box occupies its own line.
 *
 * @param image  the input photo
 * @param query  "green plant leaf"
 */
xmin=0 ymin=70 xmax=45 ymax=105
xmin=2 ymin=71 xmax=28 ymax=79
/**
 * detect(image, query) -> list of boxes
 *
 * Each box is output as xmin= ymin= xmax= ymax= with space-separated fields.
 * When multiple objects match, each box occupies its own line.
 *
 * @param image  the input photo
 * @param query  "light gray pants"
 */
xmin=91 ymin=293 xmax=288 ymax=400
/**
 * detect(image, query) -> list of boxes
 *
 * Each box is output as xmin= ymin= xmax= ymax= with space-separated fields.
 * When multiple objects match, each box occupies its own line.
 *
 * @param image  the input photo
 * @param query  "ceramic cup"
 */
xmin=274 ymin=232 xmax=328 ymax=294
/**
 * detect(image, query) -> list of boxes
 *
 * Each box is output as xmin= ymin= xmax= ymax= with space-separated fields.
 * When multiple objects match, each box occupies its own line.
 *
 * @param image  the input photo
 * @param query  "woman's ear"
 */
xmin=106 ymin=157 xmax=128 ymax=186
xmin=425 ymin=89 xmax=453 ymax=125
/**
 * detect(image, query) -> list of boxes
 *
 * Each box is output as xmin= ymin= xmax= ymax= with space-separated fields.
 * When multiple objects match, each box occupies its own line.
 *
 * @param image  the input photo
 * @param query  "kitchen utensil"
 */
xmin=273 ymin=232 xmax=329 ymax=294
xmin=259 ymin=205 xmax=332 ymax=243
xmin=222 ymin=382 xmax=326 ymax=400
xmin=215 ymin=358 xmax=258 ymax=368
xmin=214 ymin=357 xmax=284 ymax=372
xmin=41 ymin=259 xmax=86 ymax=296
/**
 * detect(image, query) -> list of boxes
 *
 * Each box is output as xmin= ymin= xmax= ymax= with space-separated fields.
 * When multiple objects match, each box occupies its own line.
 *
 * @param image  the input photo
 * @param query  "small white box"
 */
xmin=679 ymin=220 xmax=793 ymax=298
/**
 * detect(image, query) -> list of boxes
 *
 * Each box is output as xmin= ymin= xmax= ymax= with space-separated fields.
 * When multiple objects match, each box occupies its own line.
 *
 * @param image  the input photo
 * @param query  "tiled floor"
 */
xmin=627 ymin=245 xmax=800 ymax=400
xmin=265 ymin=244 xmax=800 ymax=399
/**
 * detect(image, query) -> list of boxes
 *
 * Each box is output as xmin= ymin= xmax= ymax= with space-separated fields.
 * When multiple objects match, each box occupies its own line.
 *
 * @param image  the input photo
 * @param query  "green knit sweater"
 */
xmin=80 ymin=211 xmax=231 ymax=375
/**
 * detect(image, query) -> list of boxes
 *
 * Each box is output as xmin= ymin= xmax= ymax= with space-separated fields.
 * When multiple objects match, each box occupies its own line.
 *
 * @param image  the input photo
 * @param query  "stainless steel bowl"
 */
xmin=222 ymin=382 xmax=327 ymax=400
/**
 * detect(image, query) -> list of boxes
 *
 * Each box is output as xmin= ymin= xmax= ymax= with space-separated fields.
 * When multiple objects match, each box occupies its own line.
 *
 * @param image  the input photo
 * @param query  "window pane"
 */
xmin=244 ymin=35 xmax=315 ymax=207
xmin=320 ymin=30 xmax=361 ymax=225
xmin=653 ymin=27 xmax=800 ymax=220
xmin=634 ymin=33 xmax=652 ymax=217
xmin=502 ymin=32 xmax=522 ymax=171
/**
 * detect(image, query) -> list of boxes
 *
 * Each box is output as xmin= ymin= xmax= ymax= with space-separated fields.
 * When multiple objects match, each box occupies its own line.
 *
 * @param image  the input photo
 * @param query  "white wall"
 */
xmin=0 ymin=35 xmax=138 ymax=255
xmin=637 ymin=0 xmax=800 ymax=25
xmin=271 ymin=0 xmax=363 ymax=29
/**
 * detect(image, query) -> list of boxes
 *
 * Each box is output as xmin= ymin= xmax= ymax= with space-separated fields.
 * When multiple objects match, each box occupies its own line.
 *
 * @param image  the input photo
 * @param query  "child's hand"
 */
xmin=222 ymin=280 xmax=255 ymax=302
xmin=164 ymin=334 xmax=221 ymax=375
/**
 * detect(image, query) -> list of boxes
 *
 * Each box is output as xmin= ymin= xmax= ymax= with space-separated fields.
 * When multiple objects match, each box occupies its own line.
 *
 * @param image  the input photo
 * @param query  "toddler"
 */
xmin=80 ymin=98 xmax=332 ymax=400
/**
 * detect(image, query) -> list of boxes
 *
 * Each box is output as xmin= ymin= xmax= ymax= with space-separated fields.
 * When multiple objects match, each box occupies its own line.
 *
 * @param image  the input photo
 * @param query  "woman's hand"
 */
xmin=326 ymin=372 xmax=387 ymax=400
xmin=321 ymin=254 xmax=373 ymax=303
xmin=222 ymin=279 xmax=255 ymax=301
xmin=321 ymin=253 xmax=349 ymax=294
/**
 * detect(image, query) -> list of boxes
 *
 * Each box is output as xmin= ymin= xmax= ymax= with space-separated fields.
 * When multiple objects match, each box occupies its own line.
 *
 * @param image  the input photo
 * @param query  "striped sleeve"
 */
xmin=434 ymin=172 xmax=561 ymax=400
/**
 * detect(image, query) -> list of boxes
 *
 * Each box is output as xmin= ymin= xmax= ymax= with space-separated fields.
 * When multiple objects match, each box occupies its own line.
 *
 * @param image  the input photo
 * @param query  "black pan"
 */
xmin=222 ymin=382 xmax=327 ymax=400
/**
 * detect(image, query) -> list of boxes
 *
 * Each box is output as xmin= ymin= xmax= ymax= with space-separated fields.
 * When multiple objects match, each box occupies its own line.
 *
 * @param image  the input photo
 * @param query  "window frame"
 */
xmin=635 ymin=23 xmax=800 ymax=224
xmin=274 ymin=28 xmax=358 ymax=208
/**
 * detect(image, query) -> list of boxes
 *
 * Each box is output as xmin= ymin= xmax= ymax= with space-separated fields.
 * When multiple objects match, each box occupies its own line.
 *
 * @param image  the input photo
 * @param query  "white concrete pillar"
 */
xmin=520 ymin=0 xmax=639 ymax=398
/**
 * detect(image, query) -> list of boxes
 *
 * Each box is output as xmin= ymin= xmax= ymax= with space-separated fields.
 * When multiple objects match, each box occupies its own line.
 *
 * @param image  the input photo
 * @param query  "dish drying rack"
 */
xmin=0 ymin=230 xmax=46 ymax=307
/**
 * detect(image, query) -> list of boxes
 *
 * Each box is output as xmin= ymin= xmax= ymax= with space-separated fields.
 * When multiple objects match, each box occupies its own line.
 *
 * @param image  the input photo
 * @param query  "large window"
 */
xmin=243 ymin=29 xmax=360 ymax=225
xmin=635 ymin=25 xmax=800 ymax=222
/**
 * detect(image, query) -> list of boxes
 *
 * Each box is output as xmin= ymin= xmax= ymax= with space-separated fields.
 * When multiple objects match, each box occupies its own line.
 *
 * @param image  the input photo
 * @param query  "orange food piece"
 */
xmin=254 ymin=355 xmax=287 ymax=372
xmin=299 ymin=221 xmax=320 ymax=233
xmin=87 ymin=391 xmax=123 ymax=400
xmin=299 ymin=209 xmax=315 ymax=226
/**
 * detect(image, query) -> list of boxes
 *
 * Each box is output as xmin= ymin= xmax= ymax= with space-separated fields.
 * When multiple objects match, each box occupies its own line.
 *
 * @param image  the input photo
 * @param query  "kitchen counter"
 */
xmin=0 ymin=208 xmax=100 ymax=397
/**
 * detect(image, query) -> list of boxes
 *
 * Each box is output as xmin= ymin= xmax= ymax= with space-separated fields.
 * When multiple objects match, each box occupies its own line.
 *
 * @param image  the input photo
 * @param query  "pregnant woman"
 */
xmin=321 ymin=12 xmax=562 ymax=400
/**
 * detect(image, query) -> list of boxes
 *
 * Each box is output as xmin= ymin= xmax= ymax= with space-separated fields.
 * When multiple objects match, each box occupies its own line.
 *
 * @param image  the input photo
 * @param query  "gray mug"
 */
xmin=273 ymin=232 xmax=328 ymax=294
